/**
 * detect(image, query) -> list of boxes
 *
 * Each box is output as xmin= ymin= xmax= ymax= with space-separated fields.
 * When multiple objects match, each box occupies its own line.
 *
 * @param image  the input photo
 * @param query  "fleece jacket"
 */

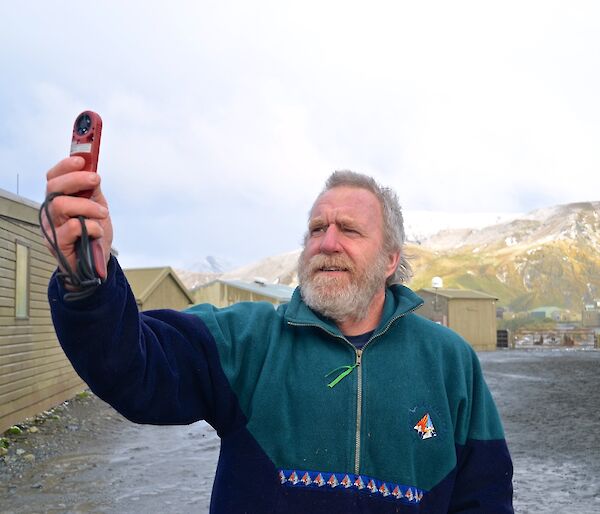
xmin=49 ymin=257 xmax=513 ymax=513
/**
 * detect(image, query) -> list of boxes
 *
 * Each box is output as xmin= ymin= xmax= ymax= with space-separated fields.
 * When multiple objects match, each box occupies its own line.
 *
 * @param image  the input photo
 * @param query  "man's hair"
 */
xmin=314 ymin=170 xmax=412 ymax=285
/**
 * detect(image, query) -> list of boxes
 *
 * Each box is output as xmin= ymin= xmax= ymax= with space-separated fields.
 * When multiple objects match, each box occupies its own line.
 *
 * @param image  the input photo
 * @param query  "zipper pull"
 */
xmin=325 ymin=350 xmax=362 ymax=388
xmin=325 ymin=364 xmax=358 ymax=388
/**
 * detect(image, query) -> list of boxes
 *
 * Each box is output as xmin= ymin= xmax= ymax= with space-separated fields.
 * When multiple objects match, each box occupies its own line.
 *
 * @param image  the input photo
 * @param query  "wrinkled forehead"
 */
xmin=308 ymin=186 xmax=384 ymax=225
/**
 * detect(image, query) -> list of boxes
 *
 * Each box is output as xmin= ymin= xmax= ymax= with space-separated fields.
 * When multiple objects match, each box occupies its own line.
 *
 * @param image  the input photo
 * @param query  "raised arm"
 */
xmin=42 ymin=158 xmax=243 ymax=432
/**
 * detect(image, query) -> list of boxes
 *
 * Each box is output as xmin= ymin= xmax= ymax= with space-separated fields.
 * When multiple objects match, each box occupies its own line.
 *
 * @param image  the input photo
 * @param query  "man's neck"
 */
xmin=336 ymin=289 xmax=386 ymax=336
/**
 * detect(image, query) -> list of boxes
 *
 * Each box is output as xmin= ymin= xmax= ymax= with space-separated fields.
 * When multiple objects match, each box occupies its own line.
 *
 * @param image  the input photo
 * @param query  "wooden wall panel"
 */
xmin=0 ymin=192 xmax=85 ymax=433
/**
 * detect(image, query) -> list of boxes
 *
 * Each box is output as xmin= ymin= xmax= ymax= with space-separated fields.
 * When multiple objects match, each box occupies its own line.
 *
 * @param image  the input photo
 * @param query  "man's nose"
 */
xmin=320 ymin=225 xmax=342 ymax=254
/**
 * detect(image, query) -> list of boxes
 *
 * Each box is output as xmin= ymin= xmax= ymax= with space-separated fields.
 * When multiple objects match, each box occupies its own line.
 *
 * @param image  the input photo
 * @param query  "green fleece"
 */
xmin=187 ymin=284 xmax=505 ymax=492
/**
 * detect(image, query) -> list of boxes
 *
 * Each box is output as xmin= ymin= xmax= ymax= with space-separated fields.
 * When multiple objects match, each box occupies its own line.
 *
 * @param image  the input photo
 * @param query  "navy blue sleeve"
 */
xmin=48 ymin=256 xmax=245 ymax=434
xmin=449 ymin=439 xmax=514 ymax=513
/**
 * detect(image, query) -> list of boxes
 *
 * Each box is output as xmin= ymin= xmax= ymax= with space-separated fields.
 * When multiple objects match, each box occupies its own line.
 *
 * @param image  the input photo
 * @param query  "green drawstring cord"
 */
xmin=325 ymin=363 xmax=359 ymax=388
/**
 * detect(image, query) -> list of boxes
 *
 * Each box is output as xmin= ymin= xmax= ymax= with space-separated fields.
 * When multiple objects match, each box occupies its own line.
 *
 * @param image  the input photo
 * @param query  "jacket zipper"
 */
xmin=352 ymin=313 xmax=403 ymax=473
xmin=354 ymin=347 xmax=363 ymax=474
xmin=287 ymin=304 xmax=421 ymax=475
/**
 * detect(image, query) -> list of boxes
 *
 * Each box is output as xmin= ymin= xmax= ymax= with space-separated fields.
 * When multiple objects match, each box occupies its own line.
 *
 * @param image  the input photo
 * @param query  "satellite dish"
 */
xmin=431 ymin=276 xmax=443 ymax=289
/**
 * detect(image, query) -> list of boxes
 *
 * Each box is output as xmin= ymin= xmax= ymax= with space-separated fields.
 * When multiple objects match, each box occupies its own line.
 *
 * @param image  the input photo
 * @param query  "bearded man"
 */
xmin=44 ymin=159 xmax=513 ymax=513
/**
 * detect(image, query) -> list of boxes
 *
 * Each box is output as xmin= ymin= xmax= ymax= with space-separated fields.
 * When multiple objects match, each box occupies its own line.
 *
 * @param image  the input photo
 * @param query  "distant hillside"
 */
xmin=409 ymin=202 xmax=600 ymax=311
xmin=176 ymin=250 xmax=301 ymax=291
xmin=176 ymin=201 xmax=600 ymax=312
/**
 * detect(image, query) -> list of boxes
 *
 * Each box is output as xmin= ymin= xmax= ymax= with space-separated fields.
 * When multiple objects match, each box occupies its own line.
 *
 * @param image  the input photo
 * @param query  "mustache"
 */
xmin=305 ymin=254 xmax=355 ymax=274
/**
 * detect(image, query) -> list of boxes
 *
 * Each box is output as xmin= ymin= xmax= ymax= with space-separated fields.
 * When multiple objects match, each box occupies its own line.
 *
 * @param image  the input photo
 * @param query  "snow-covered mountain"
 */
xmin=419 ymin=202 xmax=600 ymax=252
xmin=185 ymin=255 xmax=236 ymax=274
xmin=175 ymin=255 xmax=239 ymax=290
xmin=175 ymin=202 xmax=600 ymax=311
xmin=409 ymin=201 xmax=600 ymax=311
xmin=403 ymin=210 xmax=519 ymax=244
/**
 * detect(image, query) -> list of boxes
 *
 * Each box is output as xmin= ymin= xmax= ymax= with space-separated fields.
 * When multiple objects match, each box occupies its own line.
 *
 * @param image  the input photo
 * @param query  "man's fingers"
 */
xmin=44 ymin=195 xmax=109 ymax=226
xmin=53 ymin=218 xmax=105 ymax=249
xmin=46 ymin=170 xmax=101 ymax=197
xmin=43 ymin=218 xmax=105 ymax=276
xmin=43 ymin=157 xmax=114 ymax=277
xmin=46 ymin=156 xmax=105 ymax=200
xmin=46 ymin=156 xmax=85 ymax=180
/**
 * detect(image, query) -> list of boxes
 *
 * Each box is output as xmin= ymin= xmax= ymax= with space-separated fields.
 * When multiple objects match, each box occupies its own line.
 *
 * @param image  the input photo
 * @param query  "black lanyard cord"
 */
xmin=39 ymin=193 xmax=102 ymax=301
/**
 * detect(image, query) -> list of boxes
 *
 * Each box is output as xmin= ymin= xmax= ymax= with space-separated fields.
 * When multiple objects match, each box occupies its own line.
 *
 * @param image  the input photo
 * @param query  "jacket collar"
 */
xmin=284 ymin=284 xmax=424 ymax=337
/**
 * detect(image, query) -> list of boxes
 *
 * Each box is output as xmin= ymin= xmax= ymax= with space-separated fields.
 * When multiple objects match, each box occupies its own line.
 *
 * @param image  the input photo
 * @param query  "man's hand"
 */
xmin=41 ymin=156 xmax=113 ymax=276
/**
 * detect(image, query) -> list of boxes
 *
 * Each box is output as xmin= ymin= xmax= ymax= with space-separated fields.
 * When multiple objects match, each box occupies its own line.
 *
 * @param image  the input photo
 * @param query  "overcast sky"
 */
xmin=1 ymin=1 xmax=599 ymax=270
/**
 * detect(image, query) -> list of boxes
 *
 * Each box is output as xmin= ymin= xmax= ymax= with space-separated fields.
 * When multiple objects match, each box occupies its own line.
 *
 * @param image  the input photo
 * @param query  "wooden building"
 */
xmin=582 ymin=303 xmax=600 ymax=328
xmin=0 ymin=189 xmax=85 ymax=433
xmin=193 ymin=278 xmax=294 ymax=308
xmin=123 ymin=267 xmax=194 ymax=311
xmin=416 ymin=287 xmax=498 ymax=351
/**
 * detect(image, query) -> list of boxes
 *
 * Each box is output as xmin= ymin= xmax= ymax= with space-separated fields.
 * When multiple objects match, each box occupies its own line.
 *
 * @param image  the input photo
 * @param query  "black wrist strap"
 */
xmin=39 ymin=193 xmax=103 ymax=301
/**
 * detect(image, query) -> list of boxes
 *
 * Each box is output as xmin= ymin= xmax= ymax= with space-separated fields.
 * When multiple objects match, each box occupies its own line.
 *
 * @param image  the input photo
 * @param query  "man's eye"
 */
xmin=310 ymin=226 xmax=325 ymax=235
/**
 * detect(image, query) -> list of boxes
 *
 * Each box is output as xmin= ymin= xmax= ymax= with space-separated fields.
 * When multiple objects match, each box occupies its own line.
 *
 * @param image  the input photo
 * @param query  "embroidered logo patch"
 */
xmin=413 ymin=413 xmax=437 ymax=440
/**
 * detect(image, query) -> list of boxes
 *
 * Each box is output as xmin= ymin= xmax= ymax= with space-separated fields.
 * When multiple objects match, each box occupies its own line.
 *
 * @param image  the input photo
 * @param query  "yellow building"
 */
xmin=416 ymin=288 xmax=498 ymax=351
xmin=0 ymin=189 xmax=85 ymax=433
xmin=123 ymin=267 xmax=194 ymax=311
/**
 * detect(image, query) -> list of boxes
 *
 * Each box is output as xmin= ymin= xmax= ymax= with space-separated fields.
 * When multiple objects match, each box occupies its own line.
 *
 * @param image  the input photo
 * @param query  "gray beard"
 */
xmin=298 ymin=251 xmax=388 ymax=323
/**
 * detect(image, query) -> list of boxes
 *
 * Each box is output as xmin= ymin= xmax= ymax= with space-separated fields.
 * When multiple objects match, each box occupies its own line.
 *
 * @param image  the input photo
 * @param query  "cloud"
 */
xmin=2 ymin=1 xmax=600 ymax=267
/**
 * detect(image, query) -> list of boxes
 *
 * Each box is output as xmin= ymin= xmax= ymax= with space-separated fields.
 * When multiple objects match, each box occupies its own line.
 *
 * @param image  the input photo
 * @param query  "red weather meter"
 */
xmin=70 ymin=111 xmax=102 ymax=198
xmin=70 ymin=110 xmax=106 ymax=280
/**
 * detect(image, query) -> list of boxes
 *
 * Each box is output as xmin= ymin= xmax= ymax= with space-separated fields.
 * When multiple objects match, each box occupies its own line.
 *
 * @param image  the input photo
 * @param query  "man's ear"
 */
xmin=385 ymin=251 xmax=401 ymax=280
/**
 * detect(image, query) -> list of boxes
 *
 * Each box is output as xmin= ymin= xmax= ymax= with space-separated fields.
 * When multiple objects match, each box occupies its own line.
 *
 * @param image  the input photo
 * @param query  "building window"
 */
xmin=15 ymin=242 xmax=29 ymax=319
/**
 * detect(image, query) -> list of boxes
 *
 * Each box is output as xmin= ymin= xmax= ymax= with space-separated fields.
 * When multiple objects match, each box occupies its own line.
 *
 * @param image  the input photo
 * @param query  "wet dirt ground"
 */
xmin=1 ymin=348 xmax=599 ymax=513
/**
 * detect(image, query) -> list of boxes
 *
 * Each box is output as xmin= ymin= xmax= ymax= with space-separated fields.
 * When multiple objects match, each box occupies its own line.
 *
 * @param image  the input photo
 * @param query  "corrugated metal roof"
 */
xmin=418 ymin=288 xmax=498 ymax=300
xmin=221 ymin=279 xmax=295 ymax=302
